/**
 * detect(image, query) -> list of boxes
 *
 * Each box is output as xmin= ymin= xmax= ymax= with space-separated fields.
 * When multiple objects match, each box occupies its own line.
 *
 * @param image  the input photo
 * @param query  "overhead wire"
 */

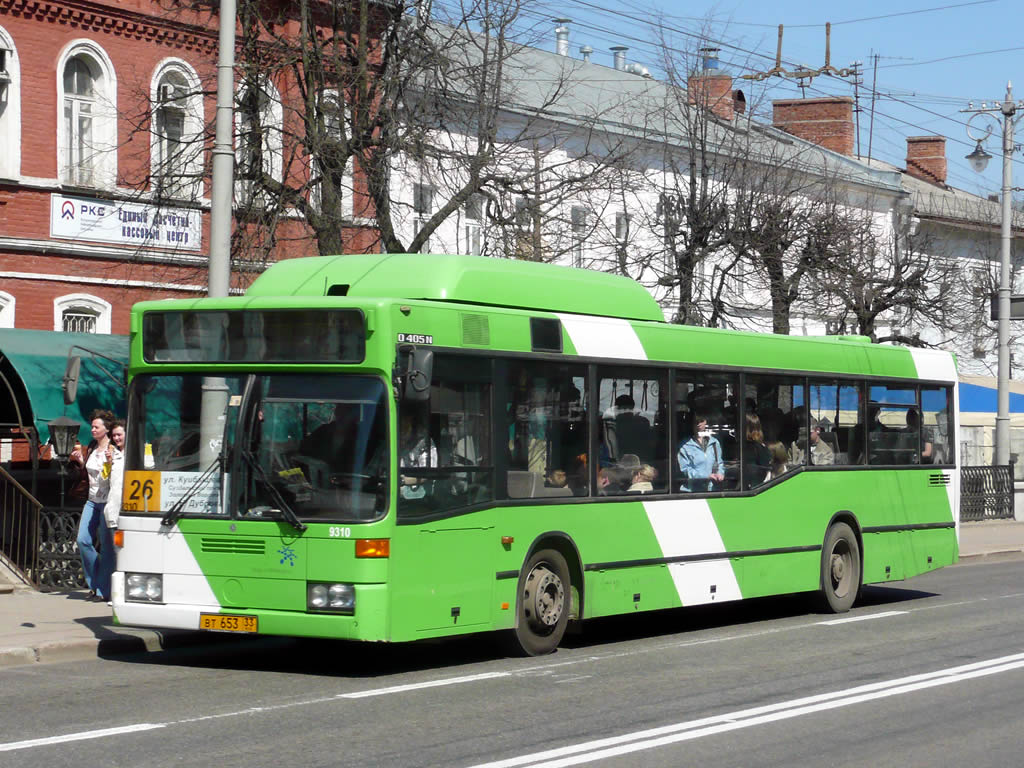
xmin=427 ymin=0 xmax=1018 ymax=194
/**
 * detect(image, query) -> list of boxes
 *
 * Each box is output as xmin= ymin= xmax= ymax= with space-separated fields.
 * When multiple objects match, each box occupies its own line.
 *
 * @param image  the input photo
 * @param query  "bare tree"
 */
xmin=807 ymin=205 xmax=973 ymax=345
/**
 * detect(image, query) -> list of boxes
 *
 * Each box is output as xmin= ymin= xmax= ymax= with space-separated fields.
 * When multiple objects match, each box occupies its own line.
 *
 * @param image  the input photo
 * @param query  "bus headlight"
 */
xmin=126 ymin=572 xmax=163 ymax=602
xmin=307 ymin=582 xmax=355 ymax=614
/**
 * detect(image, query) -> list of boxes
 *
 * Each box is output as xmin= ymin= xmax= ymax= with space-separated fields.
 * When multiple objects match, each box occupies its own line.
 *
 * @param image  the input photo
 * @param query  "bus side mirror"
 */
xmin=63 ymin=355 xmax=82 ymax=406
xmin=403 ymin=348 xmax=433 ymax=402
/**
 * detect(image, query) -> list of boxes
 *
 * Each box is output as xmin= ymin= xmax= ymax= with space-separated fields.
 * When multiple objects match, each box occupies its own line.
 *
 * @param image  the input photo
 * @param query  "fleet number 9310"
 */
xmin=329 ymin=527 xmax=352 ymax=538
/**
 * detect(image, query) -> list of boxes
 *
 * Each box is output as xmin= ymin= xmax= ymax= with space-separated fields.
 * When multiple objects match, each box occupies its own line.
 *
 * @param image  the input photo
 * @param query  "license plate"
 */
xmin=199 ymin=613 xmax=258 ymax=633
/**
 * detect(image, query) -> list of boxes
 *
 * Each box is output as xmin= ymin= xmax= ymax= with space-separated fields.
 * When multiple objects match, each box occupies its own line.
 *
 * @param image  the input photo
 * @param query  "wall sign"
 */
xmin=50 ymin=193 xmax=202 ymax=251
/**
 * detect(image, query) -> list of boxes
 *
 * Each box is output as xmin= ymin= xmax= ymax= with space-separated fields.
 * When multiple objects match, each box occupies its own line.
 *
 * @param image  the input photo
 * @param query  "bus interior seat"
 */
xmin=507 ymin=470 xmax=572 ymax=498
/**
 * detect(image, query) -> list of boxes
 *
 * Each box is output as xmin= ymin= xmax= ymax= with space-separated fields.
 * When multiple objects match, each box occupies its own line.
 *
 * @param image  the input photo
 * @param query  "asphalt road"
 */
xmin=3 ymin=560 xmax=1023 ymax=768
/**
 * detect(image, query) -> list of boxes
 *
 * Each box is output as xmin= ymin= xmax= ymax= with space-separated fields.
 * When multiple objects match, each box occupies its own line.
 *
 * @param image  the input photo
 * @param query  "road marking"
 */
xmin=338 ymin=671 xmax=511 ymax=698
xmin=464 ymin=651 xmax=1024 ymax=768
xmin=0 ymin=724 xmax=164 ymax=752
xmin=817 ymin=610 xmax=907 ymax=625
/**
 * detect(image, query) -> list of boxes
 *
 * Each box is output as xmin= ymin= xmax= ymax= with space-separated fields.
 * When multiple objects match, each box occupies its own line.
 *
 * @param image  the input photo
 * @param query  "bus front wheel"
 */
xmin=820 ymin=522 xmax=861 ymax=613
xmin=511 ymin=548 xmax=570 ymax=656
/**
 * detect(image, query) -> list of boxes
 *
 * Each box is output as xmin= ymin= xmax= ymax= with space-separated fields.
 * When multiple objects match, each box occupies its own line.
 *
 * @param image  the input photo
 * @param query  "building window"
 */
xmin=235 ymin=78 xmax=282 ymax=203
xmin=464 ymin=194 xmax=483 ymax=255
xmin=0 ymin=30 xmax=21 ymax=179
xmin=570 ymin=205 xmax=587 ymax=267
xmin=63 ymin=57 xmax=96 ymax=186
xmin=311 ymin=91 xmax=353 ymax=219
xmin=0 ymin=291 xmax=14 ymax=329
xmin=63 ymin=310 xmax=97 ymax=333
xmin=58 ymin=42 xmax=116 ymax=189
xmin=515 ymin=197 xmax=532 ymax=233
xmin=615 ymin=211 xmax=631 ymax=244
xmin=53 ymin=294 xmax=111 ymax=334
xmin=151 ymin=61 xmax=202 ymax=201
xmin=413 ymin=182 xmax=435 ymax=252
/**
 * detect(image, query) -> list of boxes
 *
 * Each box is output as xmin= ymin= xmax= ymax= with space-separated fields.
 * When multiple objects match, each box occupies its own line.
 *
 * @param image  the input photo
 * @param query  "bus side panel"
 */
xmin=388 ymin=523 xmax=495 ymax=640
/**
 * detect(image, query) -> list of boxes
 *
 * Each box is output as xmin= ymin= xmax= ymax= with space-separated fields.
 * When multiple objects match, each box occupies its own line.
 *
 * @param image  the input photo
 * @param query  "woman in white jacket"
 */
xmin=99 ymin=422 xmax=126 ymax=603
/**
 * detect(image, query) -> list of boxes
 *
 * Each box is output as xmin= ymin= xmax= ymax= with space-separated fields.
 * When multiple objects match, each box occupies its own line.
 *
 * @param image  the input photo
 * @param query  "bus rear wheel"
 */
xmin=511 ymin=548 xmax=570 ymax=656
xmin=820 ymin=522 xmax=861 ymax=613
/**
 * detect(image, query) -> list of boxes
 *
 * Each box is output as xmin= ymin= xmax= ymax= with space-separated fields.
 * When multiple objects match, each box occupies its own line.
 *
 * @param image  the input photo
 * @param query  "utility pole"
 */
xmin=867 ymin=53 xmax=878 ymax=164
xmin=850 ymin=60 xmax=863 ymax=159
xmin=201 ymin=0 xmax=237 ymax=471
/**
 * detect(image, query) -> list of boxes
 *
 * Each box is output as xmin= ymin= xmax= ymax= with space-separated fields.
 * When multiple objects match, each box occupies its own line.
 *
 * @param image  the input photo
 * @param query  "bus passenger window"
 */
xmin=673 ymin=373 xmax=739 ymax=492
xmin=397 ymin=353 xmax=493 ymax=519
xmin=503 ymin=361 xmax=587 ymax=498
xmin=598 ymin=369 xmax=668 ymax=494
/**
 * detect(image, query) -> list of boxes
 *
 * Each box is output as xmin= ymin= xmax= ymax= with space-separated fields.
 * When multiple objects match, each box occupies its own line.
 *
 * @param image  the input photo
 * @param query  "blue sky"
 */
xmin=511 ymin=0 xmax=1024 ymax=197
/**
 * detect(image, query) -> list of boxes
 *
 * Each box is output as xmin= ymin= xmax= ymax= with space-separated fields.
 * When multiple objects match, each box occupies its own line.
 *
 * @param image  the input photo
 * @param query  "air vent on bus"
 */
xmin=200 ymin=537 xmax=266 ymax=555
xmin=461 ymin=313 xmax=490 ymax=346
xmin=928 ymin=473 xmax=951 ymax=486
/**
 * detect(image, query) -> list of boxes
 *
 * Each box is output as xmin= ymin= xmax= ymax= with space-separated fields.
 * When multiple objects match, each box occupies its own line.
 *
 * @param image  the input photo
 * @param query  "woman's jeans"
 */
xmin=77 ymin=500 xmax=113 ymax=599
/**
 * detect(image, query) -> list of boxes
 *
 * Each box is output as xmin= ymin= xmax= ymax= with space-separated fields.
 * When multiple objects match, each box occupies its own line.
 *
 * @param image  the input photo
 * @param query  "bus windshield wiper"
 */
xmin=243 ymin=450 xmax=307 ymax=532
xmin=161 ymin=454 xmax=223 ymax=527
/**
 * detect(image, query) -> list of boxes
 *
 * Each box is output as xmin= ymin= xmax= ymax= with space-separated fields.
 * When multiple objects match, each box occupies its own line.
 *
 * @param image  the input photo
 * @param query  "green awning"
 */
xmin=0 ymin=329 xmax=129 ymax=447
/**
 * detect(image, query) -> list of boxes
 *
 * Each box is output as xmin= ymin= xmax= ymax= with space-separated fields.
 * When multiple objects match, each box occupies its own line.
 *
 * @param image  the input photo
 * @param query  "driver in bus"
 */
xmin=399 ymin=408 xmax=437 ymax=500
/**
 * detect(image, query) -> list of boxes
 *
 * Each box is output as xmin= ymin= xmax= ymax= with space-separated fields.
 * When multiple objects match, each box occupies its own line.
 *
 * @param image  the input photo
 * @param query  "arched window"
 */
xmin=53 ymin=294 xmax=112 ymax=334
xmin=151 ymin=60 xmax=203 ymax=200
xmin=57 ymin=42 xmax=117 ymax=189
xmin=0 ymin=291 xmax=14 ymax=329
xmin=0 ymin=28 xmax=22 ymax=179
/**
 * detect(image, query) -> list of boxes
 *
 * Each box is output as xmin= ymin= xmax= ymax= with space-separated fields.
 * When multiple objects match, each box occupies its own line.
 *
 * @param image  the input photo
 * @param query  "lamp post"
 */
xmin=47 ymin=416 xmax=81 ymax=510
xmin=963 ymin=83 xmax=1024 ymax=468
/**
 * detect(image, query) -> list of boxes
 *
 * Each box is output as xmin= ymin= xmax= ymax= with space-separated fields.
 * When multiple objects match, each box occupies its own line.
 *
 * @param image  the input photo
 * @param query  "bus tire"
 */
xmin=511 ymin=548 xmax=570 ymax=656
xmin=820 ymin=522 xmax=861 ymax=613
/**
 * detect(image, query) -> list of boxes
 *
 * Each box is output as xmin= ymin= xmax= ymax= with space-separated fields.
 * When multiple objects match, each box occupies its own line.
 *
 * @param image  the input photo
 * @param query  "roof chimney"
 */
xmin=688 ymin=47 xmax=735 ymax=121
xmin=772 ymin=96 xmax=855 ymax=156
xmin=611 ymin=45 xmax=627 ymax=71
xmin=905 ymin=135 xmax=948 ymax=185
xmin=554 ymin=19 xmax=570 ymax=57
xmin=580 ymin=45 xmax=593 ymax=63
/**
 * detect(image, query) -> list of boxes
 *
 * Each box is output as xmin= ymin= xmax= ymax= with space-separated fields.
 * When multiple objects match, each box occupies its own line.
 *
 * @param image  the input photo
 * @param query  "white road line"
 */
xmin=338 ymin=671 xmax=511 ymax=698
xmin=5 ymin=592 xmax=1024 ymax=754
xmin=0 ymin=724 xmax=164 ymax=752
xmin=465 ymin=651 xmax=1024 ymax=768
xmin=817 ymin=610 xmax=908 ymax=625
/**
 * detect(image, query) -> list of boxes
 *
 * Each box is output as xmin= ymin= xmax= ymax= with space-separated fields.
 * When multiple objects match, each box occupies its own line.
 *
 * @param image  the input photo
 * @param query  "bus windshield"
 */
xmin=127 ymin=373 xmax=389 ymax=523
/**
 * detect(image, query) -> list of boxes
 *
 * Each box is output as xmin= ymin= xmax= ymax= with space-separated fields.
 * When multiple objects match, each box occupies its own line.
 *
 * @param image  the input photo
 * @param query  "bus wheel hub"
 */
xmin=526 ymin=566 xmax=564 ymax=627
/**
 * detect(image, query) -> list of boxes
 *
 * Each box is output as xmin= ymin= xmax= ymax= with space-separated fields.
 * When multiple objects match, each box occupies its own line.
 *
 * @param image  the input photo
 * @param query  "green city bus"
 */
xmin=111 ymin=254 xmax=959 ymax=655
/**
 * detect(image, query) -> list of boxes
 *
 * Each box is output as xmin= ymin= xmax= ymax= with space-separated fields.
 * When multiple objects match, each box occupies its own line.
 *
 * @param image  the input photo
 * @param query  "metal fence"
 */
xmin=961 ymin=464 xmax=1015 ymax=522
xmin=0 ymin=463 xmax=42 ymax=585
xmin=0 ymin=464 xmax=86 ymax=589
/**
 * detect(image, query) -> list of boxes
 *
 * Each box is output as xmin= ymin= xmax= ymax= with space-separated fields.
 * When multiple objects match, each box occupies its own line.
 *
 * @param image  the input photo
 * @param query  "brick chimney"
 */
xmin=688 ymin=48 xmax=734 ymax=122
xmin=772 ymin=96 xmax=855 ymax=156
xmin=905 ymin=135 xmax=947 ymax=185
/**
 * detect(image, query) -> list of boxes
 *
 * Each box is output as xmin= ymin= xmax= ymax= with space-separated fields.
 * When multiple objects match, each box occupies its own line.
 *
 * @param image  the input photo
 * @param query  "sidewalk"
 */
xmin=2 ymin=520 xmax=1023 ymax=670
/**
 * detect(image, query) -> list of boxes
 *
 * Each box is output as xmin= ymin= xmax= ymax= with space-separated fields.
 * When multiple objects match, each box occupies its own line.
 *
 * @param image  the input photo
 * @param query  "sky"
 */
xmin=500 ymin=0 xmax=1024 ymax=198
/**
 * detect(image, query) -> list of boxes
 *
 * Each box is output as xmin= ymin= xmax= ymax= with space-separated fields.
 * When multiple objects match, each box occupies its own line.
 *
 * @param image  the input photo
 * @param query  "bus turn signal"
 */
xmin=355 ymin=539 xmax=390 ymax=558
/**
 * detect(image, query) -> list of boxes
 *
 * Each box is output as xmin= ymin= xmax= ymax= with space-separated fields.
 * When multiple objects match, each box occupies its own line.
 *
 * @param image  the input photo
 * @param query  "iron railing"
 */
xmin=961 ymin=464 xmax=1015 ymax=522
xmin=0 ymin=464 xmax=86 ymax=590
xmin=0 ymin=463 xmax=42 ymax=585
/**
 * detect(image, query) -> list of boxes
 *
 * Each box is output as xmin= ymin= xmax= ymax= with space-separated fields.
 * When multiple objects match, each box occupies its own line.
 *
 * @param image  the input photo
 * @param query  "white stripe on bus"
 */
xmin=556 ymin=314 xmax=647 ymax=360
xmin=643 ymin=498 xmax=743 ymax=606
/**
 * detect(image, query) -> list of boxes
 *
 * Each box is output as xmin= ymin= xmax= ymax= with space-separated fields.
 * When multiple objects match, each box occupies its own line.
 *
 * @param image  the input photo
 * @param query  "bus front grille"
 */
xmin=200 ymin=537 xmax=267 ymax=555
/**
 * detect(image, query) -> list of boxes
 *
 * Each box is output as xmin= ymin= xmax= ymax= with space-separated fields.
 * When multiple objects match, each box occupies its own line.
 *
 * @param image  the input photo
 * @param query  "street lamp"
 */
xmin=47 ymin=415 xmax=81 ymax=510
xmin=963 ymin=83 xmax=1024 ymax=468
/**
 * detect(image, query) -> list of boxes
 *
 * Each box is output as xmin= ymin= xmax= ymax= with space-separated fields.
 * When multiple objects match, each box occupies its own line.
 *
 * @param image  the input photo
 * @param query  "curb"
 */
xmin=957 ymin=549 xmax=1024 ymax=563
xmin=0 ymin=627 xmax=232 ymax=670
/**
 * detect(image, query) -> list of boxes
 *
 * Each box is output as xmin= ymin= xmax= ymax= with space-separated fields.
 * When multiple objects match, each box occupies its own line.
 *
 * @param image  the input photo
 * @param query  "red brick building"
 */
xmin=0 ymin=0 xmax=377 ymax=335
